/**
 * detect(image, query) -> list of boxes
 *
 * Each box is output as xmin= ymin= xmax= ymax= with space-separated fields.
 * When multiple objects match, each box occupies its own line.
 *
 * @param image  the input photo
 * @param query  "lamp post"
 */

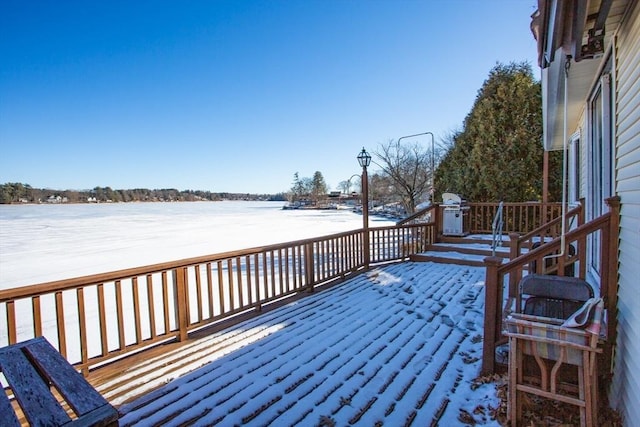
xmin=357 ymin=147 xmax=371 ymax=267
xmin=347 ymin=173 xmax=361 ymax=195
xmin=397 ymin=131 xmax=436 ymax=202
xmin=397 ymin=131 xmax=435 ymax=182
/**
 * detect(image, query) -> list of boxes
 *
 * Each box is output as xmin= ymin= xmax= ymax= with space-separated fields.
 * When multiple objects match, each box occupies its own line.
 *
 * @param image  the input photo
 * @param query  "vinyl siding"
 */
xmin=612 ymin=1 xmax=640 ymax=424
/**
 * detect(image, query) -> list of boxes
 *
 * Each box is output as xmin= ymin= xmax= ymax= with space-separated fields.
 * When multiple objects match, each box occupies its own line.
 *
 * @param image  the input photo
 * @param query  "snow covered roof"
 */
xmin=113 ymin=261 xmax=500 ymax=426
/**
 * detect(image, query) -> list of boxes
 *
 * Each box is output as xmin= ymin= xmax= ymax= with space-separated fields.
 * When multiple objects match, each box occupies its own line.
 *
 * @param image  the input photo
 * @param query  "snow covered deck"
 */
xmin=103 ymin=261 xmax=499 ymax=426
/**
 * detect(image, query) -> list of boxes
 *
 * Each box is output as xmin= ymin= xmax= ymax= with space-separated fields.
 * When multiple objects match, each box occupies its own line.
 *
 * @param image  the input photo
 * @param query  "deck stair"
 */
xmin=410 ymin=235 xmax=511 ymax=267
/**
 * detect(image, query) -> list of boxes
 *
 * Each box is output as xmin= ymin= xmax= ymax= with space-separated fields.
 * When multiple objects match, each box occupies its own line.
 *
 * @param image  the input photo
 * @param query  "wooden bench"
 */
xmin=0 ymin=336 xmax=118 ymax=426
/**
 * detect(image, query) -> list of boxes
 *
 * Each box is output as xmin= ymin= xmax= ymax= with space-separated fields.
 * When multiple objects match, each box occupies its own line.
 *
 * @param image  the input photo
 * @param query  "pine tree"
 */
xmin=311 ymin=171 xmax=328 ymax=203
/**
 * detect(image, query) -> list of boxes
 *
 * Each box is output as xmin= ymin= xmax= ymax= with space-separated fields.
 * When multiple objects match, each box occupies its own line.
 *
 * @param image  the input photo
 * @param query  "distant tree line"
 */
xmin=0 ymin=183 xmax=287 ymax=204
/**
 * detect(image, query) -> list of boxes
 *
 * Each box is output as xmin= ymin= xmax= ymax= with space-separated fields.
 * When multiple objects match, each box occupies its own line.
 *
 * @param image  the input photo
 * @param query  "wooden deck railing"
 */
xmin=507 ymin=202 xmax=584 ymax=256
xmin=504 ymin=203 xmax=584 ymax=291
xmin=481 ymin=197 xmax=620 ymax=375
xmin=398 ymin=202 xmax=564 ymax=236
xmin=466 ymin=202 xmax=563 ymax=234
xmin=0 ymin=223 xmax=434 ymax=375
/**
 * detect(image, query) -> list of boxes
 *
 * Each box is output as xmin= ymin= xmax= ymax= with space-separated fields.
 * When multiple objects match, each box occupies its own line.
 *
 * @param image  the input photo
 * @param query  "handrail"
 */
xmin=0 ymin=222 xmax=435 ymax=375
xmin=491 ymin=202 xmax=504 ymax=256
xmin=511 ymin=203 xmax=583 ymax=254
xmin=396 ymin=204 xmax=437 ymax=226
xmin=466 ymin=202 xmax=564 ymax=234
xmin=399 ymin=202 xmax=564 ymax=233
xmin=398 ymin=202 xmax=564 ymax=243
xmin=481 ymin=196 xmax=620 ymax=375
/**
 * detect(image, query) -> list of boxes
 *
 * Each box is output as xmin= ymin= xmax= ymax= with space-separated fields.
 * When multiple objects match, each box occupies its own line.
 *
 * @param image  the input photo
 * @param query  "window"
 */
xmin=587 ymin=58 xmax=613 ymax=278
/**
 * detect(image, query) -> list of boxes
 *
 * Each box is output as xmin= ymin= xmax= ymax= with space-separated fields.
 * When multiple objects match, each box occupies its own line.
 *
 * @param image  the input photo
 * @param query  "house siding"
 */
xmin=612 ymin=0 xmax=640 ymax=424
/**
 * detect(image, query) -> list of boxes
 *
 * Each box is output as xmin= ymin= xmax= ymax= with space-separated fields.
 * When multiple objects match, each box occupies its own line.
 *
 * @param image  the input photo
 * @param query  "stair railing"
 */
xmin=491 ymin=202 xmax=504 ymax=256
xmin=481 ymin=196 xmax=620 ymax=375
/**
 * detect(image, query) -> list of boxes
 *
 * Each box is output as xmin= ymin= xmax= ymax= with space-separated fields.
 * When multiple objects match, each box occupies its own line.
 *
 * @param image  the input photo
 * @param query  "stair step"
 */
xmin=438 ymin=235 xmax=509 ymax=247
xmin=410 ymin=234 xmax=513 ymax=266
xmin=426 ymin=244 xmax=509 ymax=258
xmin=409 ymin=253 xmax=486 ymax=267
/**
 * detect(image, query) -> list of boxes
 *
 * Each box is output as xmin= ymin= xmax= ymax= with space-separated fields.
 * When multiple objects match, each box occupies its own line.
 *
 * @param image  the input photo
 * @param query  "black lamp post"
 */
xmin=357 ymin=147 xmax=371 ymax=267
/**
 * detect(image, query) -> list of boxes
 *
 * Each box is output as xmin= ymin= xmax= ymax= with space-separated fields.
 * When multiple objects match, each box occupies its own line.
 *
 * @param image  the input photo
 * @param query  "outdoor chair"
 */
xmin=504 ymin=274 xmax=603 ymax=427
xmin=517 ymin=274 xmax=593 ymax=318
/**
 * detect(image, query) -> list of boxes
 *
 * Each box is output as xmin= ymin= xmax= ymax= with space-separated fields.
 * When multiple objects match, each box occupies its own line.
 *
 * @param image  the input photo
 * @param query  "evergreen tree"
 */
xmin=310 ymin=171 xmax=328 ymax=203
xmin=434 ymin=62 xmax=562 ymax=202
xmin=289 ymin=172 xmax=306 ymax=202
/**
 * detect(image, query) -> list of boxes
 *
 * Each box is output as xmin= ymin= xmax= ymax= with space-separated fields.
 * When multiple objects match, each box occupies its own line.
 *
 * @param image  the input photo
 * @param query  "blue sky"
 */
xmin=0 ymin=1 xmax=539 ymax=194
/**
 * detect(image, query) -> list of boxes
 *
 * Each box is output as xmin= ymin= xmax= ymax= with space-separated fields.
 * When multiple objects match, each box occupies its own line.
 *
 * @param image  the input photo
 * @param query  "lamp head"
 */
xmin=357 ymin=147 xmax=371 ymax=168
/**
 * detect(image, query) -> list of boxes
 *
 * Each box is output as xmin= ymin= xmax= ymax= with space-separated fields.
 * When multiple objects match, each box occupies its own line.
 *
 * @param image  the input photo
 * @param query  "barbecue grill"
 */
xmin=441 ymin=193 xmax=468 ymax=236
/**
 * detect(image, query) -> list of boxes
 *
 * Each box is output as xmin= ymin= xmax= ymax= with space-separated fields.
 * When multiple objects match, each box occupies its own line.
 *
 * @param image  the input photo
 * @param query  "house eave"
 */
xmin=542 ymin=52 xmax=603 ymax=151
xmin=533 ymin=0 xmax=627 ymax=151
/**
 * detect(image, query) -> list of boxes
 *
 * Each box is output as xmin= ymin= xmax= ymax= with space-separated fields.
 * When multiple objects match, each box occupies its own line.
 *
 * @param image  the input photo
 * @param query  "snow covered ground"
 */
xmin=0 ymin=201 xmax=395 ymax=290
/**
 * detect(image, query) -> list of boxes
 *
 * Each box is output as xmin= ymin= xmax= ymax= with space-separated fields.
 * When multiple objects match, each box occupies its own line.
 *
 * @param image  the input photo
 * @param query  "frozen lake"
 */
xmin=0 ymin=201 xmax=395 ymax=290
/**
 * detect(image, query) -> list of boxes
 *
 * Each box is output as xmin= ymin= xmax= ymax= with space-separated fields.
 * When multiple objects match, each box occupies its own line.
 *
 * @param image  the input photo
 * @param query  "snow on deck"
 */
xmin=116 ymin=262 xmax=500 ymax=426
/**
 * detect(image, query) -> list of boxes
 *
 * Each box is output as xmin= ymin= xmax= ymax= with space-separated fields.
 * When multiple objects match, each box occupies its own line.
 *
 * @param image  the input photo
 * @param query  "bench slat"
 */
xmin=0 ymin=386 xmax=21 ymax=427
xmin=24 ymin=337 xmax=111 ymax=416
xmin=0 ymin=345 xmax=70 ymax=425
xmin=67 ymin=404 xmax=120 ymax=427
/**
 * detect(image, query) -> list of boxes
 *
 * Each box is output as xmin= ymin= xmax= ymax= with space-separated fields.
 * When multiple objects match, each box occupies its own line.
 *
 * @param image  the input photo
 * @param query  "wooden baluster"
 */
xmin=206 ymin=263 xmax=214 ymax=319
xmin=132 ymin=277 xmax=142 ymax=344
xmin=77 ymin=287 xmax=89 ymax=375
xmin=55 ymin=291 xmax=67 ymax=358
xmin=236 ymin=257 xmax=244 ymax=308
xmin=32 ymin=296 xmax=42 ymax=338
xmin=146 ymin=274 xmax=157 ymax=339
xmin=194 ymin=266 xmax=203 ymax=323
xmin=245 ymin=255 xmax=253 ymax=306
xmin=115 ymin=280 xmax=125 ymax=350
xmin=161 ymin=272 xmax=171 ymax=333
xmin=97 ymin=284 xmax=108 ymax=357
xmin=7 ymin=300 xmax=17 ymax=344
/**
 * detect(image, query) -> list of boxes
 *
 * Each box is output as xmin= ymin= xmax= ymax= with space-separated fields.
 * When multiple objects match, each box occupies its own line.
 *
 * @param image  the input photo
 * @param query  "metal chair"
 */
xmin=518 ymin=274 xmax=593 ymax=318
xmin=504 ymin=274 xmax=603 ymax=427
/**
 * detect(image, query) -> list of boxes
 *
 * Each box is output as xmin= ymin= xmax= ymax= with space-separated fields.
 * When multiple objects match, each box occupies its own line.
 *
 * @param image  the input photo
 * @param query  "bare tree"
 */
xmin=373 ymin=139 xmax=433 ymax=215
xmin=369 ymin=172 xmax=399 ymax=206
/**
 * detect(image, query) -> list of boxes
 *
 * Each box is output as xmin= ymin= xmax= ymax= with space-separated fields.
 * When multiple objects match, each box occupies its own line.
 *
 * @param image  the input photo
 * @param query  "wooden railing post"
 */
xmin=508 ymin=232 xmax=520 ymax=259
xmin=304 ymin=242 xmax=315 ymax=292
xmin=363 ymin=229 xmax=370 ymax=268
xmin=482 ymin=256 xmax=503 ymax=375
xmin=432 ymin=203 xmax=441 ymax=242
xmin=174 ymin=267 xmax=189 ymax=342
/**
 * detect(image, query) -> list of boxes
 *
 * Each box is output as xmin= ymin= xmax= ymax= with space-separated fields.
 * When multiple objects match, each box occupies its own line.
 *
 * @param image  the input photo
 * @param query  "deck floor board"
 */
xmin=87 ymin=261 xmax=498 ymax=426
